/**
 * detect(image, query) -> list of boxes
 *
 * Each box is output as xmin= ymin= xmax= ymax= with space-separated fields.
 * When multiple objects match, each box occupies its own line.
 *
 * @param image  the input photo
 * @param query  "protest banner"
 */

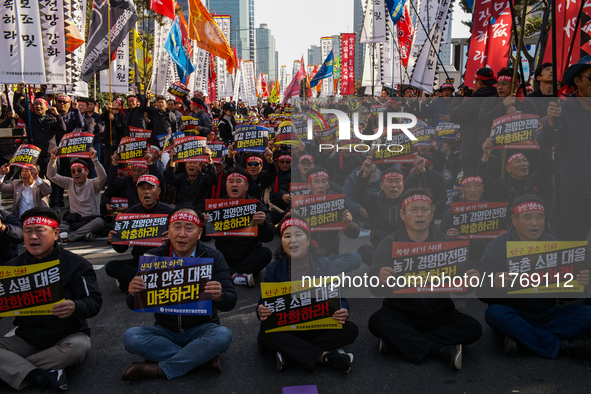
xmin=0 ymin=260 xmax=64 ymax=317
xmin=391 ymin=241 xmax=470 ymax=294
xmin=207 ymin=141 xmax=228 ymax=164
xmin=260 ymin=280 xmax=341 ymax=333
xmin=134 ymin=256 xmax=213 ymax=315
xmin=9 ymin=144 xmax=41 ymax=169
xmin=410 ymin=125 xmax=435 ymax=146
xmin=451 ymin=202 xmax=509 ymax=239
xmin=117 ymin=137 xmax=148 ymax=163
xmin=435 ymin=122 xmax=460 ymax=138
xmin=205 ymin=199 xmax=258 ymax=236
xmin=159 ymin=132 xmax=185 ymax=151
xmin=292 ymin=194 xmax=346 ymax=231
xmin=290 ymin=183 xmax=311 ymax=196
xmin=274 ymin=121 xmax=301 ymax=146
xmin=372 ymin=133 xmax=414 ymax=163
xmin=171 ymin=136 xmax=208 ymax=163
xmin=234 ymin=125 xmax=268 ymax=152
xmin=107 ymin=197 xmax=128 ymax=217
xmin=129 ymin=126 xmax=152 ymax=139
xmin=490 ymin=114 xmax=540 ymax=149
xmin=167 ymin=81 xmax=190 ymax=98
xmin=112 ymin=213 xmax=168 ymax=246
xmin=446 ymin=189 xmax=461 ymax=205
xmin=56 ymin=132 xmax=94 ymax=158
xmin=182 ymin=115 xmax=201 ymax=131
xmin=506 ymin=241 xmax=587 ymax=295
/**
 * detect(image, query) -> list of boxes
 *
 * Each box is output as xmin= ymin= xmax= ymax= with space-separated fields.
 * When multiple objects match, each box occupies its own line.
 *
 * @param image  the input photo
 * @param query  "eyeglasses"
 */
xmin=71 ymin=168 xmax=85 ymax=174
xmin=279 ymin=160 xmax=291 ymax=164
xmin=247 ymin=162 xmax=261 ymax=167
xmin=578 ymin=74 xmax=591 ymax=82
xmin=57 ymin=100 xmax=68 ymax=104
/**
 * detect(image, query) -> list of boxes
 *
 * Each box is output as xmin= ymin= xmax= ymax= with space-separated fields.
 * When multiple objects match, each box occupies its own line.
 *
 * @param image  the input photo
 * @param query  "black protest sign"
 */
xmin=207 ymin=141 xmax=228 ymax=163
xmin=261 ymin=280 xmax=341 ymax=333
xmin=490 ymin=113 xmax=540 ymax=149
xmin=290 ymin=182 xmax=311 ymax=196
xmin=451 ymin=202 xmax=509 ymax=239
xmin=171 ymin=136 xmax=208 ymax=163
xmin=129 ymin=127 xmax=152 ymax=139
xmin=292 ymin=194 xmax=346 ymax=231
xmin=9 ymin=144 xmax=41 ymax=169
xmin=0 ymin=260 xmax=64 ymax=316
xmin=435 ymin=122 xmax=460 ymax=138
xmin=234 ymin=125 xmax=268 ymax=152
xmin=205 ymin=199 xmax=258 ymax=236
xmin=167 ymin=82 xmax=190 ymax=98
xmin=112 ymin=213 xmax=168 ymax=246
xmin=117 ymin=137 xmax=148 ymax=163
xmin=57 ymin=132 xmax=94 ymax=158
xmin=372 ymin=132 xmax=414 ymax=163
xmin=134 ymin=256 xmax=213 ymax=315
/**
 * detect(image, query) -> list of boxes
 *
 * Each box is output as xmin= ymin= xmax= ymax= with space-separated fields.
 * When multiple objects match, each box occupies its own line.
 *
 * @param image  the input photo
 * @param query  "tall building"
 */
xmin=307 ymin=45 xmax=321 ymax=65
xmin=256 ymin=23 xmax=277 ymax=81
xmin=353 ymin=0 xmax=365 ymax=80
xmin=208 ymin=0 xmax=255 ymax=61
xmin=439 ymin=13 xmax=454 ymax=67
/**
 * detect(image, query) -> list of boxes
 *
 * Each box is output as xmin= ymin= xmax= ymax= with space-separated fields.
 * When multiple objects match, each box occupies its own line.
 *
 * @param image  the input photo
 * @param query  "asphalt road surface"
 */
xmin=1 ymin=206 xmax=590 ymax=393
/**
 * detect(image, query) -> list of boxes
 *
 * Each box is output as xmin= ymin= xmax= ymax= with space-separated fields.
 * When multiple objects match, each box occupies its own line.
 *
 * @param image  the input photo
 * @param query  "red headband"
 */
xmin=280 ymin=218 xmax=310 ymax=235
xmin=461 ymin=176 xmax=483 ymax=187
xmin=34 ymin=98 xmax=48 ymax=107
xmin=169 ymin=211 xmax=204 ymax=228
xmin=128 ymin=97 xmax=139 ymax=104
xmin=401 ymin=194 xmax=432 ymax=210
xmin=57 ymin=94 xmax=71 ymax=102
xmin=23 ymin=216 xmax=59 ymax=229
xmin=227 ymin=172 xmax=248 ymax=182
xmin=247 ymin=156 xmax=263 ymax=164
xmin=497 ymin=75 xmax=512 ymax=82
xmin=277 ymin=155 xmax=291 ymax=161
xmin=308 ymin=171 xmax=329 ymax=183
xmin=131 ymin=162 xmax=149 ymax=170
xmin=512 ymin=202 xmax=544 ymax=215
xmin=382 ymin=172 xmax=403 ymax=181
xmin=71 ymin=162 xmax=88 ymax=172
xmin=299 ymin=154 xmax=314 ymax=163
xmin=137 ymin=174 xmax=159 ymax=186
xmin=506 ymin=153 xmax=524 ymax=167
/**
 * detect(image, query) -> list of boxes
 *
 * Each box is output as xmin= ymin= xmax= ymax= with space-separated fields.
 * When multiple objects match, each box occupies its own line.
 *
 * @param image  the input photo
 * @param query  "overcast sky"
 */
xmin=254 ymin=0 xmax=472 ymax=69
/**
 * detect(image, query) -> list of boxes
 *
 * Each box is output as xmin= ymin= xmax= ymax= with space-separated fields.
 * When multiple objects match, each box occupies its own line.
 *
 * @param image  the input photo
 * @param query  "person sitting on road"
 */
xmin=105 ymin=174 xmax=174 ymax=292
xmin=257 ymin=213 xmax=359 ymax=373
xmin=48 ymin=147 xmax=106 ymax=242
xmin=121 ymin=206 xmax=236 ymax=381
xmin=0 ymin=164 xmax=52 ymax=218
xmin=0 ymin=207 xmax=102 ymax=391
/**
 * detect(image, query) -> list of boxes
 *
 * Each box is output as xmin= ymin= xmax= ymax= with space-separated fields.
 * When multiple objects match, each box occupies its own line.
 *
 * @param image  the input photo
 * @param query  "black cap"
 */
xmin=475 ymin=68 xmax=496 ymax=86
xmin=222 ymin=102 xmax=235 ymax=111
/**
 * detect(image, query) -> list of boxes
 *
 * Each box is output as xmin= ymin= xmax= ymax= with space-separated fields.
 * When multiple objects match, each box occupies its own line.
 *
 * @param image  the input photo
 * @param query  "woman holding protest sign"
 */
xmin=256 ymin=213 xmax=358 ymax=373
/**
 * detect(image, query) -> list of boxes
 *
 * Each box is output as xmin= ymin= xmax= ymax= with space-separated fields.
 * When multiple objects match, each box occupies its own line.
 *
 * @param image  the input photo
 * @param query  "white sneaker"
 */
xmin=233 ymin=273 xmax=255 ymax=287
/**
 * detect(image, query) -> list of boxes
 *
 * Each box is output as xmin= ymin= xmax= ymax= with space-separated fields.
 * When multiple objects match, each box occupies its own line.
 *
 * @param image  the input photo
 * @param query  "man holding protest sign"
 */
xmin=0 ymin=164 xmax=52 ymax=217
xmin=145 ymin=96 xmax=177 ymax=147
xmin=478 ymin=195 xmax=591 ymax=359
xmin=368 ymin=188 xmax=482 ymax=370
xmin=48 ymin=147 xmax=106 ymax=242
xmin=101 ymin=99 xmax=128 ymax=162
xmin=106 ymin=175 xmax=174 ymax=292
xmin=0 ymin=207 xmax=102 ymax=391
xmin=121 ymin=206 xmax=236 ymax=381
xmin=211 ymin=168 xmax=275 ymax=287
xmin=257 ymin=213 xmax=358 ymax=373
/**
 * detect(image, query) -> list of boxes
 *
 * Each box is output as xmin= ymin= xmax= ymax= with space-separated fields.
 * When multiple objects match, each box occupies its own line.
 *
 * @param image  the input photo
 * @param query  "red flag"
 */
xmin=261 ymin=73 xmax=269 ymax=98
xmin=581 ymin=2 xmax=591 ymax=57
xmin=282 ymin=56 xmax=307 ymax=104
xmin=150 ymin=0 xmax=175 ymax=20
xmin=464 ymin=1 xmax=513 ymax=89
xmin=543 ymin=0 xmax=581 ymax=81
xmin=397 ymin=3 xmax=414 ymax=68
xmin=209 ymin=53 xmax=217 ymax=102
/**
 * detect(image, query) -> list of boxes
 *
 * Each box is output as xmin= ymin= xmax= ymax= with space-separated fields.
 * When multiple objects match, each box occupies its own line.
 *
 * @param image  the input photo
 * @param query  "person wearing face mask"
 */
xmin=0 ymin=164 xmax=52 ymax=217
xmin=105 ymin=175 xmax=174 ymax=292
xmin=212 ymin=168 xmax=275 ymax=287
xmin=48 ymin=147 xmax=106 ymax=242
xmin=477 ymin=195 xmax=591 ymax=360
xmin=256 ymin=213 xmax=359 ymax=373
xmin=120 ymin=206 xmax=236 ymax=382
xmin=355 ymin=159 xmax=405 ymax=266
xmin=368 ymin=188 xmax=482 ymax=370
xmin=165 ymin=147 xmax=217 ymax=210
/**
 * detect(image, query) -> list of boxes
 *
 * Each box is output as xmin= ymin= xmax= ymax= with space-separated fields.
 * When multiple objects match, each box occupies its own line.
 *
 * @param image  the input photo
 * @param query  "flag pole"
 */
xmin=108 ymin=0 xmax=112 ymax=148
xmin=551 ymin=0 xmax=558 ymax=96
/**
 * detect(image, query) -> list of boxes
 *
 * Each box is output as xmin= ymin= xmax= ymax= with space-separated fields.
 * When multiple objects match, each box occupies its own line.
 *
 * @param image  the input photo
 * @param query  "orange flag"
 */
xmin=188 ymin=0 xmax=235 ymax=73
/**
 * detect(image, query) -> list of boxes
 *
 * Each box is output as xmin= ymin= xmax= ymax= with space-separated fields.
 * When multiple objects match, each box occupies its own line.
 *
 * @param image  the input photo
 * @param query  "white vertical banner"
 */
xmin=65 ymin=0 xmax=88 ymax=96
xmin=99 ymin=35 xmax=130 ymax=94
xmin=193 ymin=47 xmax=208 ymax=94
xmin=406 ymin=0 xmax=441 ymax=84
xmin=233 ymin=64 xmax=242 ymax=101
xmin=360 ymin=0 xmax=387 ymax=44
xmin=40 ymin=0 xmax=66 ymax=85
xmin=279 ymin=65 xmax=286 ymax=102
xmin=0 ymin=0 xmax=47 ymax=84
xmin=320 ymin=37 xmax=333 ymax=97
xmin=410 ymin=0 xmax=451 ymax=92
xmin=242 ymin=60 xmax=257 ymax=107
xmin=214 ymin=15 xmax=232 ymax=99
xmin=362 ymin=43 xmax=381 ymax=91
xmin=382 ymin=17 xmax=394 ymax=86
xmin=151 ymin=18 xmax=173 ymax=95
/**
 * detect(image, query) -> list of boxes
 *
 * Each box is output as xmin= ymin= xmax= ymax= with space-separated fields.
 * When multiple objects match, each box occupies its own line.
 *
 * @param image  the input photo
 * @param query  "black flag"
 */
xmin=81 ymin=0 xmax=139 ymax=83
